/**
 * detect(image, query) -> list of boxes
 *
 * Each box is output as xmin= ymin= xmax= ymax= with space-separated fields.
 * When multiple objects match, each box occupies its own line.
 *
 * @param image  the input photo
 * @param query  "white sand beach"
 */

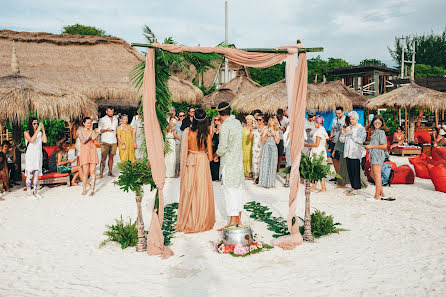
xmin=1 ymin=154 xmax=445 ymax=297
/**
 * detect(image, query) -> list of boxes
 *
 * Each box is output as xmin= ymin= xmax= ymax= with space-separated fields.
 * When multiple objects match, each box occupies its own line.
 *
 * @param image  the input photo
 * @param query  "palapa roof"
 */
xmin=231 ymin=79 xmax=352 ymax=114
xmin=318 ymin=80 xmax=368 ymax=108
xmin=366 ymin=82 xmax=446 ymax=111
xmin=200 ymin=75 xmax=261 ymax=109
xmin=0 ymin=74 xmax=97 ymax=122
xmin=168 ymin=75 xmax=203 ymax=104
xmin=0 ymin=30 xmax=202 ymax=107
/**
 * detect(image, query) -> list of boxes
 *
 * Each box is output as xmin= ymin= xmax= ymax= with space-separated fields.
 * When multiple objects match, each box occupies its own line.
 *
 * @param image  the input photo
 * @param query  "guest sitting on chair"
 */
xmin=390 ymin=126 xmax=405 ymax=148
xmin=49 ymin=140 xmax=82 ymax=185
xmin=432 ymin=127 xmax=446 ymax=147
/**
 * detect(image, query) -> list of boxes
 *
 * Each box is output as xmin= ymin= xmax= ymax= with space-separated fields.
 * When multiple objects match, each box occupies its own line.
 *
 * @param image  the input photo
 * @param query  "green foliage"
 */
xmin=198 ymin=85 xmax=217 ymax=96
xmin=99 ymin=216 xmax=138 ymax=249
xmin=115 ymin=159 xmax=156 ymax=197
xmin=298 ymin=209 xmax=345 ymax=238
xmin=308 ymin=56 xmax=352 ymax=83
xmin=171 ymin=101 xmax=191 ymax=113
xmin=21 ymin=118 xmax=66 ymax=147
xmin=162 ymin=202 xmax=178 ymax=246
xmin=379 ymin=109 xmax=399 ymax=134
xmin=299 ymin=153 xmax=333 ymax=182
xmin=228 ymin=244 xmax=274 ymax=257
xmin=249 ymin=62 xmax=286 ymax=86
xmin=414 ymin=64 xmax=446 ymax=78
xmin=244 ymin=201 xmax=290 ymax=238
xmin=244 ymin=201 xmax=344 ymax=239
xmin=359 ymin=59 xmax=387 ymax=67
xmin=62 ymin=24 xmax=110 ymax=36
xmin=389 ymin=28 xmax=446 ymax=69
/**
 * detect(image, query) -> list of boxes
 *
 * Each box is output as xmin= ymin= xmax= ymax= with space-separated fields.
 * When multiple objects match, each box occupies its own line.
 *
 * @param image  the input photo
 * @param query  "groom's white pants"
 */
xmin=221 ymin=171 xmax=243 ymax=217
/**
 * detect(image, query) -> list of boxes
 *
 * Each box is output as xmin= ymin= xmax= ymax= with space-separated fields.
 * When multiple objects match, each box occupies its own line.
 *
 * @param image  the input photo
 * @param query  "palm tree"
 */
xmin=299 ymin=153 xmax=333 ymax=242
xmin=115 ymin=159 xmax=156 ymax=251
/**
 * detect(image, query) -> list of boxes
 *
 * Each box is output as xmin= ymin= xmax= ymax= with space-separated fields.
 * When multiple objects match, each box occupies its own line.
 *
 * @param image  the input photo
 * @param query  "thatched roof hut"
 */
xmin=231 ymin=79 xmax=353 ymax=114
xmin=319 ymin=80 xmax=368 ymax=108
xmin=0 ymin=30 xmax=143 ymax=107
xmin=0 ymin=42 xmax=97 ymax=122
xmin=200 ymin=75 xmax=261 ymax=109
xmin=0 ymin=30 xmax=202 ymax=108
xmin=168 ymin=75 xmax=203 ymax=104
xmin=366 ymin=82 xmax=446 ymax=111
xmin=0 ymin=74 xmax=97 ymax=122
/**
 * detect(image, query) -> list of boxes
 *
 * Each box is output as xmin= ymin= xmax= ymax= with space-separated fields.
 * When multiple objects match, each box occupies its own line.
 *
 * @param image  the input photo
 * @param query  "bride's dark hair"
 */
xmin=190 ymin=109 xmax=209 ymax=148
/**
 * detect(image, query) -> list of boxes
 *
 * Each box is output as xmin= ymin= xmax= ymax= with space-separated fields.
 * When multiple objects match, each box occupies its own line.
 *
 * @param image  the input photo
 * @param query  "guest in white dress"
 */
xmin=304 ymin=115 xmax=328 ymax=192
xmin=165 ymin=118 xmax=177 ymax=178
xmin=24 ymin=118 xmax=47 ymax=199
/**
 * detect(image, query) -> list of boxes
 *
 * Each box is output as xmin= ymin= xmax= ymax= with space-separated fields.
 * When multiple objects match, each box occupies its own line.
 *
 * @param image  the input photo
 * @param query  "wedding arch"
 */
xmin=132 ymin=41 xmax=323 ymax=258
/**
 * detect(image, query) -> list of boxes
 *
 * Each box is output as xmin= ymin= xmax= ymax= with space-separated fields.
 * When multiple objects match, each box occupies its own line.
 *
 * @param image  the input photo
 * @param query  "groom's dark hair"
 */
xmin=217 ymin=102 xmax=231 ymax=116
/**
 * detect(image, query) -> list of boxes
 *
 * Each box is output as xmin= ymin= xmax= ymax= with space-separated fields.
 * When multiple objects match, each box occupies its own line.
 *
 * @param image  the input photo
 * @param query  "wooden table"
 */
xmin=390 ymin=147 xmax=422 ymax=156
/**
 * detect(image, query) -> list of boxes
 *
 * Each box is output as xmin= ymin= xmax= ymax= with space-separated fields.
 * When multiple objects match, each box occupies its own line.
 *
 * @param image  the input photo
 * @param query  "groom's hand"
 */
xmin=213 ymin=154 xmax=219 ymax=162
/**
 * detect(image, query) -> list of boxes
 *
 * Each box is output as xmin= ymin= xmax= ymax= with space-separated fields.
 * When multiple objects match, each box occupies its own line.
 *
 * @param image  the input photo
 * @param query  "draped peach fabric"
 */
xmin=273 ymin=50 xmax=307 ymax=249
xmin=151 ymin=43 xmax=288 ymax=68
xmin=142 ymin=49 xmax=173 ymax=259
xmin=141 ymin=44 xmax=308 ymax=258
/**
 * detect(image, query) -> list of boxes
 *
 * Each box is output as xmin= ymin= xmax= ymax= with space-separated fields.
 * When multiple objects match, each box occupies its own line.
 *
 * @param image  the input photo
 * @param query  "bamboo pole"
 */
xmin=131 ymin=43 xmax=324 ymax=53
xmin=405 ymin=108 xmax=408 ymax=142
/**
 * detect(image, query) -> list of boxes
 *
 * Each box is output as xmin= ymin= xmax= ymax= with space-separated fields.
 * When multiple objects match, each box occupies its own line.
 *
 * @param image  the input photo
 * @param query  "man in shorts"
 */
xmin=330 ymin=106 xmax=346 ymax=179
xmin=99 ymin=106 xmax=118 ymax=178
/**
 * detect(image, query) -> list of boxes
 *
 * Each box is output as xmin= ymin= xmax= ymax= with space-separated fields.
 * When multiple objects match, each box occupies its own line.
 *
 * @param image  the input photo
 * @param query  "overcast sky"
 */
xmin=2 ymin=0 xmax=445 ymax=67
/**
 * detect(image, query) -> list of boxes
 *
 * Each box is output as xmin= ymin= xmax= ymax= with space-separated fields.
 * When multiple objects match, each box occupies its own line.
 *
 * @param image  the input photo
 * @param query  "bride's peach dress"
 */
xmin=175 ymin=128 xmax=215 ymax=233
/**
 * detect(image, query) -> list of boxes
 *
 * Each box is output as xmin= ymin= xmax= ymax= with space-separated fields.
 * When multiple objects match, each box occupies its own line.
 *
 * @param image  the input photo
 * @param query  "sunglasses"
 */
xmin=32 ymin=122 xmax=38 ymax=126
xmin=256 ymin=119 xmax=263 ymax=122
xmin=374 ymin=121 xmax=382 ymax=125
xmin=179 ymin=114 xmax=185 ymax=117
xmin=189 ymin=110 xmax=195 ymax=113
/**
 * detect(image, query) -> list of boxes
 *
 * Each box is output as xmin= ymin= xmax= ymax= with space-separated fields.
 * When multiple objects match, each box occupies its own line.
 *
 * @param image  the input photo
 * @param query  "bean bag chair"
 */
xmin=432 ymin=147 xmax=446 ymax=162
xmin=43 ymin=146 xmax=57 ymax=157
xmin=429 ymin=163 xmax=446 ymax=193
xmin=38 ymin=172 xmax=69 ymax=180
xmin=386 ymin=136 xmax=393 ymax=147
xmin=413 ymin=161 xmax=430 ymax=179
xmin=415 ymin=131 xmax=431 ymax=144
xmin=384 ymin=160 xmax=397 ymax=170
xmin=426 ymin=158 xmax=443 ymax=167
xmin=409 ymin=153 xmax=429 ymax=165
xmin=392 ymin=165 xmax=415 ymax=184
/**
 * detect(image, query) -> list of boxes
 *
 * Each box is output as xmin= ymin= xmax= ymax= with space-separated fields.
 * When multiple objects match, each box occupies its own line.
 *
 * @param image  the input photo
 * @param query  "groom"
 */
xmin=214 ymin=102 xmax=244 ymax=226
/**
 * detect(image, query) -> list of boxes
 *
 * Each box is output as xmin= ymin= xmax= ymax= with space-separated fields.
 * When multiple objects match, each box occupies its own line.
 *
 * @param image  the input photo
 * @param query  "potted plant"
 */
xmin=115 ymin=159 xmax=156 ymax=251
xmin=299 ymin=153 xmax=334 ymax=242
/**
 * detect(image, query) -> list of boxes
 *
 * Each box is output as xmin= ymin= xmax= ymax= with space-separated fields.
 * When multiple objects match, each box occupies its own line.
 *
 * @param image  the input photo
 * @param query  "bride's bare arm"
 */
xmin=206 ymin=134 xmax=213 ymax=161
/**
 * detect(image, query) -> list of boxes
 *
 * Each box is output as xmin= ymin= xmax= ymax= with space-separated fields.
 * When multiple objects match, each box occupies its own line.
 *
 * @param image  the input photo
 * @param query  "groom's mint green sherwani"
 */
xmin=216 ymin=115 xmax=244 ymax=216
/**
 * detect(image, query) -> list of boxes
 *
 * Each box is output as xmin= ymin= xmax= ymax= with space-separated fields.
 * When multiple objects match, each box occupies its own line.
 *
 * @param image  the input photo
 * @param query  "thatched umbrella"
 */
xmin=319 ymin=80 xmax=368 ymax=108
xmin=200 ymin=75 xmax=261 ymax=109
xmin=0 ymin=43 xmax=97 ymax=123
xmin=168 ymin=75 xmax=203 ymax=104
xmin=366 ymin=82 xmax=446 ymax=142
xmin=231 ymin=79 xmax=352 ymax=114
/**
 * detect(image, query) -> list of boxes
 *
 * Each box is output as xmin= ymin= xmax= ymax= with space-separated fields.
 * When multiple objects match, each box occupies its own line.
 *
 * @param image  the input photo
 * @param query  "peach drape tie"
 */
xmin=141 ymin=44 xmax=308 ymax=258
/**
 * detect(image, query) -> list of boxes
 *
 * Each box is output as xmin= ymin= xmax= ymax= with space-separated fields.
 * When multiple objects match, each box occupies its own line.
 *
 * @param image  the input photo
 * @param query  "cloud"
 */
xmin=1 ymin=0 xmax=445 ymax=66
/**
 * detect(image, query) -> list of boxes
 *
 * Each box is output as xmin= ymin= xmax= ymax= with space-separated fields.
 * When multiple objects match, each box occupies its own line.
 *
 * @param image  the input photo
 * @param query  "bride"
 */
xmin=175 ymin=109 xmax=215 ymax=233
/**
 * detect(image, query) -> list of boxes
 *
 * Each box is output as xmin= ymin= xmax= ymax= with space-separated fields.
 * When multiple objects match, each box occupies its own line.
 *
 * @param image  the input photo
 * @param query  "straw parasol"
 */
xmin=319 ymin=80 xmax=368 ymax=108
xmin=231 ymin=79 xmax=352 ymax=114
xmin=366 ymin=81 xmax=446 ymax=142
xmin=200 ymin=75 xmax=261 ymax=109
xmin=365 ymin=82 xmax=446 ymax=111
xmin=168 ymin=75 xmax=203 ymax=104
xmin=0 ymin=42 xmax=97 ymax=123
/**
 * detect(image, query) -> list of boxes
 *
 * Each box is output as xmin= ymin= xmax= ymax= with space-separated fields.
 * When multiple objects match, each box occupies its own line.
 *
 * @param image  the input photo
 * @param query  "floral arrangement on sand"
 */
xmin=211 ymin=237 xmax=273 ymax=257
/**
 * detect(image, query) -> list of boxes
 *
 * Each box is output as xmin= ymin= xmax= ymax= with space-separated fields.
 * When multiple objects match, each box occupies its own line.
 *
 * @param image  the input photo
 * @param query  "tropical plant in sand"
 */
xmin=115 ymin=159 xmax=156 ymax=251
xmin=299 ymin=153 xmax=334 ymax=242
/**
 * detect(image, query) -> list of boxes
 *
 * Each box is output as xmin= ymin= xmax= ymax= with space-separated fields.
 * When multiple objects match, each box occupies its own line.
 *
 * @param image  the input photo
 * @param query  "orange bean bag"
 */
xmin=409 ymin=153 xmax=429 ymax=165
xmin=432 ymin=147 xmax=446 ymax=162
xmin=38 ymin=172 xmax=69 ymax=180
xmin=391 ymin=165 xmax=415 ymax=184
xmin=413 ymin=161 xmax=430 ymax=179
xmin=429 ymin=163 xmax=446 ymax=193
xmin=415 ymin=131 xmax=431 ymax=144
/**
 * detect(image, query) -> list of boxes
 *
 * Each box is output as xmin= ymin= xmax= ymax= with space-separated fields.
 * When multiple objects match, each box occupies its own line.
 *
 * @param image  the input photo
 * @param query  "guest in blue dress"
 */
xmin=259 ymin=117 xmax=280 ymax=188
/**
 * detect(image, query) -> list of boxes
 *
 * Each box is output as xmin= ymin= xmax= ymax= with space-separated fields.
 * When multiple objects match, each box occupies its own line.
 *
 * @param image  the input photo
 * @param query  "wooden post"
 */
xmin=405 ymin=108 xmax=408 ymax=142
xmin=303 ymin=180 xmax=314 ymax=243
xmin=435 ymin=110 xmax=439 ymax=128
